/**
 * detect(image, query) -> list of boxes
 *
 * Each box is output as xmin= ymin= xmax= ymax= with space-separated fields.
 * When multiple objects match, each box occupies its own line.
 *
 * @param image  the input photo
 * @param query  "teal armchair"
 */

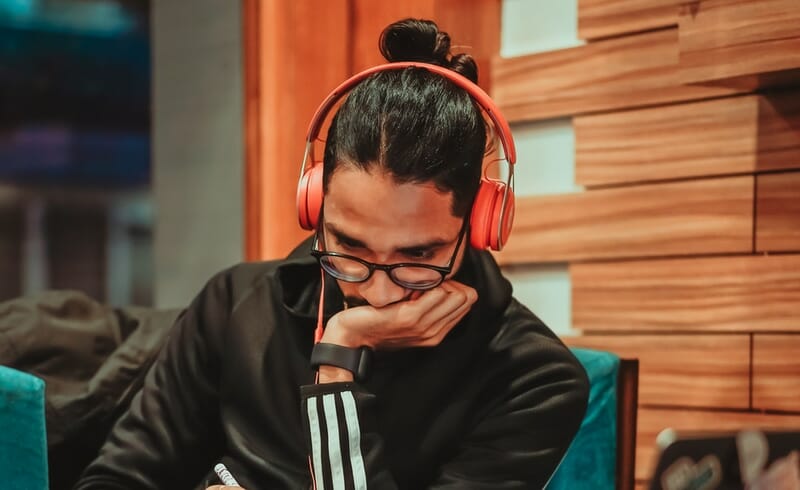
xmin=548 ymin=348 xmax=639 ymax=490
xmin=0 ymin=365 xmax=49 ymax=490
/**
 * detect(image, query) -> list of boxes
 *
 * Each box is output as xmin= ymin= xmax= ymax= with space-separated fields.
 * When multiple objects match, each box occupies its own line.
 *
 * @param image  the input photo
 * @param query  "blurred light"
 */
xmin=0 ymin=0 xmax=137 ymax=36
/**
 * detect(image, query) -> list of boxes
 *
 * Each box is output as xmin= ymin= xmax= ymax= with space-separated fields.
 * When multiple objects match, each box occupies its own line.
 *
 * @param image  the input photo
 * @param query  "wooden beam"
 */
xmin=637 ymin=408 xmax=800 ymax=482
xmin=564 ymin=335 xmax=750 ymax=409
xmin=756 ymin=171 xmax=800 ymax=252
xmin=497 ymin=176 xmax=753 ymax=263
xmin=572 ymin=254 xmax=800 ymax=332
xmin=578 ymin=0 xmax=682 ymax=40
xmin=491 ymin=28 xmax=742 ymax=123
xmin=679 ymin=0 xmax=800 ymax=89
xmin=574 ymin=93 xmax=800 ymax=187
xmin=753 ymin=334 xmax=800 ymax=412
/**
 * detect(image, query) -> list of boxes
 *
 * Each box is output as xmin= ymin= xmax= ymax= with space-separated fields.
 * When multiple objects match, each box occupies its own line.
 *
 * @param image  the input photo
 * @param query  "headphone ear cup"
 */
xmin=469 ymin=179 xmax=515 ymax=251
xmin=296 ymin=165 xmax=324 ymax=230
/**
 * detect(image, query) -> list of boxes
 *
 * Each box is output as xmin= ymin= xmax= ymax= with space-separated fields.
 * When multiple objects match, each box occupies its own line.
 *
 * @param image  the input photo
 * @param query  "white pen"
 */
xmin=214 ymin=463 xmax=241 ymax=487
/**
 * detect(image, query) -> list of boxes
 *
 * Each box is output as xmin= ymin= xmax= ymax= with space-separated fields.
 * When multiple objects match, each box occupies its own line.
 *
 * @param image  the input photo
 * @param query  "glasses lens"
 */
xmin=319 ymin=255 xmax=370 ymax=281
xmin=391 ymin=266 xmax=443 ymax=290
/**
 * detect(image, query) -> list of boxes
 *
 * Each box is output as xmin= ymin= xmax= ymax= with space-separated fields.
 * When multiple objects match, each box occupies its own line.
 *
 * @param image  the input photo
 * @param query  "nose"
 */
xmin=357 ymin=269 xmax=407 ymax=308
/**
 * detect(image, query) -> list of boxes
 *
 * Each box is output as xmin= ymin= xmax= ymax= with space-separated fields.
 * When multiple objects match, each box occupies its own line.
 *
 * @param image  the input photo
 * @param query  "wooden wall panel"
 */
xmin=753 ymin=334 xmax=800 ymax=412
xmin=497 ymin=176 xmax=753 ymax=263
xmin=564 ymin=335 xmax=750 ymax=408
xmin=433 ymin=0 xmax=501 ymax=93
xmin=491 ymin=28 xmax=741 ymax=123
xmin=578 ymin=0 xmax=681 ymax=40
xmin=351 ymin=0 xmax=436 ymax=72
xmin=756 ymin=172 xmax=800 ymax=252
xmin=636 ymin=408 xmax=800 ymax=482
xmin=575 ymin=94 xmax=800 ymax=187
xmin=351 ymin=0 xmax=500 ymax=91
xmin=679 ymin=0 xmax=800 ymax=89
xmin=244 ymin=0 xmax=349 ymax=260
xmin=572 ymin=255 xmax=800 ymax=333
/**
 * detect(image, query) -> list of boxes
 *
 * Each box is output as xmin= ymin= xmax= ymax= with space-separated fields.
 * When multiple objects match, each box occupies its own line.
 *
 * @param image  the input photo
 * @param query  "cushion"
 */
xmin=547 ymin=348 xmax=619 ymax=489
xmin=0 ymin=365 xmax=49 ymax=490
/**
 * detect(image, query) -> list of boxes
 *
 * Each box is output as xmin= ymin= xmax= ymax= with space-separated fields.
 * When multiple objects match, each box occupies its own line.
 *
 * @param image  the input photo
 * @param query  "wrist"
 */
xmin=317 ymin=365 xmax=354 ymax=383
xmin=322 ymin=314 xmax=367 ymax=348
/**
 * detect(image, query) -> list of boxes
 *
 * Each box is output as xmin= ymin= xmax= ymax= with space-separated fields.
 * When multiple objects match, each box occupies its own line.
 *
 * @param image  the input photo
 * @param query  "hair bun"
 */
xmin=379 ymin=18 xmax=479 ymax=83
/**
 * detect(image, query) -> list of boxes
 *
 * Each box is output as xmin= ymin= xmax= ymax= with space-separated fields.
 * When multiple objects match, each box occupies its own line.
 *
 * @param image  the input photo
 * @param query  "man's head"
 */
xmin=317 ymin=19 xmax=487 ymax=308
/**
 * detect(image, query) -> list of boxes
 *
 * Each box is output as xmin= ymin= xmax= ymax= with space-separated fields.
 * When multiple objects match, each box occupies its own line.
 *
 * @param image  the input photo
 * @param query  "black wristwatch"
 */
xmin=310 ymin=343 xmax=373 ymax=382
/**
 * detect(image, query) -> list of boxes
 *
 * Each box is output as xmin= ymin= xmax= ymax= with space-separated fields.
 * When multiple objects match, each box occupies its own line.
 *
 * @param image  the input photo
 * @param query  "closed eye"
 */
xmin=335 ymin=236 xmax=364 ymax=251
xmin=400 ymin=248 xmax=437 ymax=261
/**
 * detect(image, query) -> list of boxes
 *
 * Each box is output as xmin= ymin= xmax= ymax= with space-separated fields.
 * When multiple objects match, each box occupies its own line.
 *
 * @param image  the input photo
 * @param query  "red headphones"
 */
xmin=296 ymin=62 xmax=517 ymax=251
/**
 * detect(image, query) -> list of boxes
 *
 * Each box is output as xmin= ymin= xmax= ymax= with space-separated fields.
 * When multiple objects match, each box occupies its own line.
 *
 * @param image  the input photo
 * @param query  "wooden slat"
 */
xmin=574 ymin=93 xmax=800 ymax=187
xmin=564 ymin=335 xmax=750 ymax=409
xmin=753 ymin=334 xmax=800 ymax=412
xmin=679 ymin=0 xmax=800 ymax=89
xmin=756 ymin=172 xmax=800 ymax=252
xmin=578 ymin=0 xmax=681 ymax=40
xmin=637 ymin=408 xmax=800 ymax=481
xmin=572 ymin=255 xmax=800 ymax=333
xmin=497 ymin=176 xmax=753 ymax=263
xmin=491 ymin=28 xmax=741 ymax=123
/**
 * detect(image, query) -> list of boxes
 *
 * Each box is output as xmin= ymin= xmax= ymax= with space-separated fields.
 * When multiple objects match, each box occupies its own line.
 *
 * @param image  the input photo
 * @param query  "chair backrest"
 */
xmin=0 ymin=365 xmax=49 ymax=490
xmin=547 ymin=348 xmax=639 ymax=490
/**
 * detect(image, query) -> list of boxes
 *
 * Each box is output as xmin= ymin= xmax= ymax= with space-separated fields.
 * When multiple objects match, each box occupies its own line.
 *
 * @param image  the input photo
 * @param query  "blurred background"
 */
xmin=0 ymin=0 xmax=245 ymax=309
xmin=0 ymin=0 xmax=152 ymax=305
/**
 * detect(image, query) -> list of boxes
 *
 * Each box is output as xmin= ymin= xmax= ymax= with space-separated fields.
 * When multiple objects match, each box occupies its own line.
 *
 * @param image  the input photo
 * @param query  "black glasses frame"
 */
xmin=311 ymin=219 xmax=468 ymax=290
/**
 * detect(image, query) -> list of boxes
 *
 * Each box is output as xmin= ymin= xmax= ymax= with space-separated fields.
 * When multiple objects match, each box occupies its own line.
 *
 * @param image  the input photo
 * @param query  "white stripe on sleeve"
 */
xmin=307 ymin=398 xmax=326 ymax=490
xmin=322 ymin=394 xmax=346 ymax=490
xmin=341 ymin=391 xmax=368 ymax=490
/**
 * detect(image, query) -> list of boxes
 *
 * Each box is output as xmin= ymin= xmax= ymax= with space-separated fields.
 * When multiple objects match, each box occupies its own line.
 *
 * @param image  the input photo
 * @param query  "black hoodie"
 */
xmin=75 ymin=239 xmax=589 ymax=489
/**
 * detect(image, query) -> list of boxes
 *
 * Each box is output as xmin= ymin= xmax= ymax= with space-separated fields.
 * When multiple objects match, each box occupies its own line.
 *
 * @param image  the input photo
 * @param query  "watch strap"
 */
xmin=310 ymin=343 xmax=373 ymax=382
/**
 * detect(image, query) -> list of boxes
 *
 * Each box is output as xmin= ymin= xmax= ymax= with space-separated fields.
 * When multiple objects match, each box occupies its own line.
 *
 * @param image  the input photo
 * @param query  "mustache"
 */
xmin=344 ymin=293 xmax=415 ymax=309
xmin=343 ymin=296 xmax=370 ymax=308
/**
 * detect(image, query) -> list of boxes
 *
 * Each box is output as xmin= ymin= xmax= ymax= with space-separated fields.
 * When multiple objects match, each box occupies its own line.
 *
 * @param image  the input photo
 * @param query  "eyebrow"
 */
xmin=325 ymin=222 xmax=452 ymax=253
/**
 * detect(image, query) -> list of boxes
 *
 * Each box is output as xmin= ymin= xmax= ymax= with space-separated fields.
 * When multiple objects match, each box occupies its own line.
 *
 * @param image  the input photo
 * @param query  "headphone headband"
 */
xmin=304 ymin=62 xmax=516 ymax=165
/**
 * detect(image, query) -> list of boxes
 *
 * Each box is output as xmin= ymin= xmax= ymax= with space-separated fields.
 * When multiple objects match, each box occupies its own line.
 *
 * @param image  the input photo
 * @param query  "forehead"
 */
xmin=323 ymin=166 xmax=462 ymax=246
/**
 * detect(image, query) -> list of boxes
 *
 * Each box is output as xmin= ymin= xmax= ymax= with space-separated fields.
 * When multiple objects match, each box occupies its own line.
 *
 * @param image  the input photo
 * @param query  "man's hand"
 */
xmin=321 ymin=280 xmax=478 ymax=350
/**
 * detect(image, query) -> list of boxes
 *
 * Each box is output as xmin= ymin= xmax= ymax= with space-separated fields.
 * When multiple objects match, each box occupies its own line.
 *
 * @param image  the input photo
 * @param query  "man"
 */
xmin=76 ymin=19 xmax=588 ymax=489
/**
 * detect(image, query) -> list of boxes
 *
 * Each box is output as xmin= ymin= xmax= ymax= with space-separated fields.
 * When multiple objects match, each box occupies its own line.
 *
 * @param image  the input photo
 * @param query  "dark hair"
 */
xmin=322 ymin=18 xmax=487 ymax=218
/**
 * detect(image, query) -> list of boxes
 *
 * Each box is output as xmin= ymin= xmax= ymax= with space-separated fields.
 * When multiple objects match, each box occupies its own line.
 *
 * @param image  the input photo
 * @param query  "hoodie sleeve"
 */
xmin=300 ymin=346 xmax=590 ymax=490
xmin=74 ymin=271 xmax=231 ymax=489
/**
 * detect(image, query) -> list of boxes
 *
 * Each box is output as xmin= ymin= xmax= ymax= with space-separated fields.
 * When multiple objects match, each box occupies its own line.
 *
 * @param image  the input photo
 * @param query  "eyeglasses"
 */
xmin=311 ymin=220 xmax=468 ymax=291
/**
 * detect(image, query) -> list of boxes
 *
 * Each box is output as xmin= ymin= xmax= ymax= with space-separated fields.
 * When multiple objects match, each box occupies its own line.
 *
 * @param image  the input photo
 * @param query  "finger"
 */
xmin=416 ymin=286 xmax=473 ymax=336
xmin=441 ymin=280 xmax=478 ymax=302
xmin=422 ymin=300 xmax=474 ymax=345
xmin=395 ymin=287 xmax=448 ymax=324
